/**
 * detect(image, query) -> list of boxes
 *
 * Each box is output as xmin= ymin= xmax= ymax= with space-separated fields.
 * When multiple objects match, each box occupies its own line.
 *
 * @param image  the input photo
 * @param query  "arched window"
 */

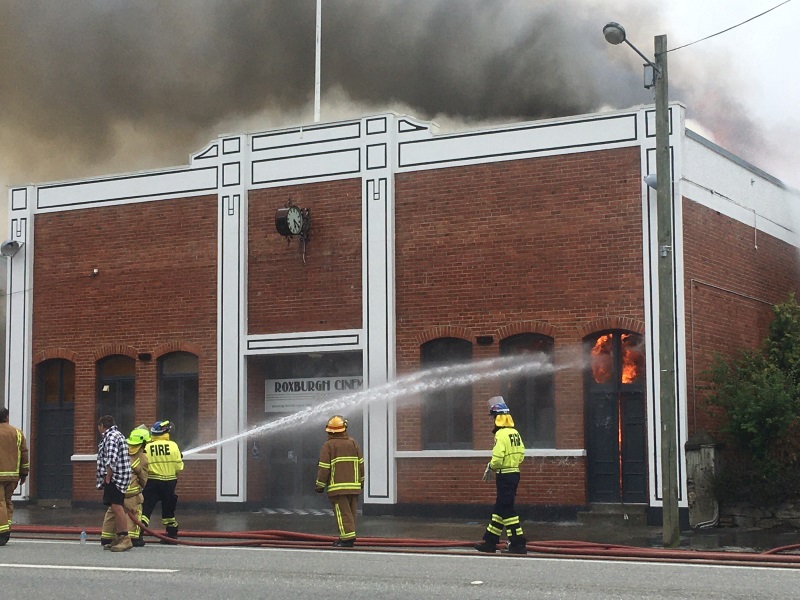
xmin=421 ymin=337 xmax=473 ymax=449
xmin=500 ymin=333 xmax=555 ymax=448
xmin=96 ymin=355 xmax=136 ymax=436
xmin=158 ymin=352 xmax=199 ymax=448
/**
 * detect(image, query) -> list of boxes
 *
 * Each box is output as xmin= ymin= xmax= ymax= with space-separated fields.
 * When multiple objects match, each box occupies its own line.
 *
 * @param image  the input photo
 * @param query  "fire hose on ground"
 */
xmin=11 ymin=513 xmax=800 ymax=568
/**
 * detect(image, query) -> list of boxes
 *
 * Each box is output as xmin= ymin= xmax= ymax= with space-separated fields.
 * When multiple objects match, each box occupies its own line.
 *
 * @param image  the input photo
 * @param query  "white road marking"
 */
xmin=0 ymin=563 xmax=177 ymax=573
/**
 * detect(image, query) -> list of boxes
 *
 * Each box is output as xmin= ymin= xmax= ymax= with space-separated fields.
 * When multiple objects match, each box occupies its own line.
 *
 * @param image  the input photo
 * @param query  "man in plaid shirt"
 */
xmin=96 ymin=415 xmax=133 ymax=552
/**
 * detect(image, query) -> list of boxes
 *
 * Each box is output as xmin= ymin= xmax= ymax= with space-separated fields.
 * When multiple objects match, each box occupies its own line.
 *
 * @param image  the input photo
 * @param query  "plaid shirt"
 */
xmin=96 ymin=425 xmax=132 ymax=493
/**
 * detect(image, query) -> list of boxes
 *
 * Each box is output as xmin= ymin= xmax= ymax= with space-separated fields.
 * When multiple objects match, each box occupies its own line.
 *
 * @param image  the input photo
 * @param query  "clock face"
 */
xmin=287 ymin=206 xmax=303 ymax=235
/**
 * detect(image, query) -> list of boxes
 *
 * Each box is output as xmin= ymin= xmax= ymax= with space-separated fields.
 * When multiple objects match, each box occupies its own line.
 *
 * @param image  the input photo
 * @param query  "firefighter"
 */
xmin=0 ymin=407 xmax=29 ymax=546
xmin=475 ymin=397 xmax=528 ymax=554
xmin=142 ymin=420 xmax=183 ymax=543
xmin=315 ymin=415 xmax=365 ymax=547
xmin=101 ymin=427 xmax=151 ymax=548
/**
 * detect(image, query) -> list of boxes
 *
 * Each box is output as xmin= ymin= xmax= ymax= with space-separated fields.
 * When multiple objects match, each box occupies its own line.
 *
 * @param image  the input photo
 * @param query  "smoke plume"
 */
xmin=0 ymin=0 xmax=791 ymax=221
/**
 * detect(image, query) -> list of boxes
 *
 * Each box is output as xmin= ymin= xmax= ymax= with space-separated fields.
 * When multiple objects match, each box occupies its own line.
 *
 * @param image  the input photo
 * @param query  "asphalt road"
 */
xmin=0 ymin=538 xmax=797 ymax=599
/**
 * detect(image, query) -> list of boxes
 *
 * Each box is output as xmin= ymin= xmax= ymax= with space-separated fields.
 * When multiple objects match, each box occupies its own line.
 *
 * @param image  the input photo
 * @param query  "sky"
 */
xmin=0 ymin=0 xmax=798 ymax=233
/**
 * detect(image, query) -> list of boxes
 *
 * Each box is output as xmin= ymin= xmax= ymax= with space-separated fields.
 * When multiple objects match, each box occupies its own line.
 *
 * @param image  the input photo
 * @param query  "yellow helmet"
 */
xmin=127 ymin=427 xmax=151 ymax=447
xmin=325 ymin=415 xmax=348 ymax=433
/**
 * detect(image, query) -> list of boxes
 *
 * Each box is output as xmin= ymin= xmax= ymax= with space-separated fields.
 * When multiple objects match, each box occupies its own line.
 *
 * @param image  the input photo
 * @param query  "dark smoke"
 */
xmin=0 ymin=0 xmax=787 ymax=196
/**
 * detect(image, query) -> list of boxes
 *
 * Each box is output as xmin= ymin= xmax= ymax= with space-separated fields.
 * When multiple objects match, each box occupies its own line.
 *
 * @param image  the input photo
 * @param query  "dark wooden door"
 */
xmin=37 ymin=403 xmax=74 ymax=499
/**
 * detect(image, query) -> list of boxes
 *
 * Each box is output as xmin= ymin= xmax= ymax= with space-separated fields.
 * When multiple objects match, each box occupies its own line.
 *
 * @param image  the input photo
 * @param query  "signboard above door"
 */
xmin=265 ymin=376 xmax=364 ymax=413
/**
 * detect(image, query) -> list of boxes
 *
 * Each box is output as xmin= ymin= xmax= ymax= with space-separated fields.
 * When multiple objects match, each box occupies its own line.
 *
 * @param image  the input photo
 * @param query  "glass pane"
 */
xmin=158 ymin=374 xmax=199 ymax=448
xmin=63 ymin=361 xmax=76 ymax=405
xmin=99 ymin=355 xmax=135 ymax=377
xmin=500 ymin=334 xmax=555 ymax=447
xmin=421 ymin=337 xmax=473 ymax=448
xmin=161 ymin=352 xmax=198 ymax=375
xmin=38 ymin=360 xmax=62 ymax=406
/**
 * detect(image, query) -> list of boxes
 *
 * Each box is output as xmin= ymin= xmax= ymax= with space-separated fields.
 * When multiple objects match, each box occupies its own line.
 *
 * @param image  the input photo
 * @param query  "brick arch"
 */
xmin=578 ymin=316 xmax=645 ymax=338
xmin=496 ymin=320 xmax=558 ymax=341
xmin=92 ymin=345 xmax=138 ymax=362
xmin=152 ymin=341 xmax=203 ymax=360
xmin=415 ymin=326 xmax=474 ymax=346
xmin=33 ymin=348 xmax=78 ymax=365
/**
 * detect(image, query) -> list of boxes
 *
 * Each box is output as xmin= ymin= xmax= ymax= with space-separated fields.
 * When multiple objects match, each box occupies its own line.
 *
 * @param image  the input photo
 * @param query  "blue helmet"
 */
xmin=488 ymin=396 xmax=510 ymax=416
xmin=150 ymin=420 xmax=173 ymax=435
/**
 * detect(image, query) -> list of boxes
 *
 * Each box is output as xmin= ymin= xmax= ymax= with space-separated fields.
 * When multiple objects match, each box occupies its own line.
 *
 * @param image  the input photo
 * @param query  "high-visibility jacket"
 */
xmin=0 ymin=422 xmax=29 ymax=482
xmin=126 ymin=447 xmax=149 ymax=498
xmin=144 ymin=434 xmax=183 ymax=481
xmin=316 ymin=432 xmax=364 ymax=496
xmin=489 ymin=426 xmax=525 ymax=474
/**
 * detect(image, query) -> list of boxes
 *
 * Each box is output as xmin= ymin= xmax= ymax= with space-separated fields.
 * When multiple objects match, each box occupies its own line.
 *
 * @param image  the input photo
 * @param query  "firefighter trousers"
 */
xmin=101 ymin=494 xmax=143 ymax=542
xmin=141 ymin=479 xmax=179 ymax=530
xmin=1 ymin=479 xmax=19 ymax=537
xmin=329 ymin=494 xmax=359 ymax=541
xmin=482 ymin=472 xmax=525 ymax=546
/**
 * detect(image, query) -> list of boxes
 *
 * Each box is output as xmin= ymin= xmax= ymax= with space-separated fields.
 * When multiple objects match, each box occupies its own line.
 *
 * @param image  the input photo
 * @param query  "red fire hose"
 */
xmin=11 ymin=517 xmax=800 ymax=568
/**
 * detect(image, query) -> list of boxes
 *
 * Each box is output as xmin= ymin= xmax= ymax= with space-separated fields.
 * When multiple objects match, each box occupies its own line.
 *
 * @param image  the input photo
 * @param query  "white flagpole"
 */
xmin=314 ymin=0 xmax=322 ymax=122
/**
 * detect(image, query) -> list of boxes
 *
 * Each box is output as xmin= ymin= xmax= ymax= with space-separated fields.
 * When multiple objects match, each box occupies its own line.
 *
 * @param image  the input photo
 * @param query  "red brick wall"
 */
xmin=31 ymin=196 xmax=218 ymax=501
xmin=247 ymin=180 xmax=362 ymax=334
xmin=393 ymin=147 xmax=643 ymax=507
xmin=397 ymin=457 xmax=585 ymax=505
xmin=682 ymin=199 xmax=800 ymax=436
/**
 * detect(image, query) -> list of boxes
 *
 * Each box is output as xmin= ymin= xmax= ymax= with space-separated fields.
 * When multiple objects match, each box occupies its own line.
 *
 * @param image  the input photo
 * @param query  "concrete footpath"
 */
xmin=11 ymin=504 xmax=800 ymax=553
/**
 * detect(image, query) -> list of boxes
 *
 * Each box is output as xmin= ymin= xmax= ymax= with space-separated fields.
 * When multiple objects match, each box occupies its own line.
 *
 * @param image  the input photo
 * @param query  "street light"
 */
xmin=604 ymin=22 xmax=680 ymax=548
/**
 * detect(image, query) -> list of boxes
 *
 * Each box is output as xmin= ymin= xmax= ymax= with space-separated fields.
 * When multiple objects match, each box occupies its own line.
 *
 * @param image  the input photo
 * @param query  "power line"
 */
xmin=668 ymin=0 xmax=794 ymax=53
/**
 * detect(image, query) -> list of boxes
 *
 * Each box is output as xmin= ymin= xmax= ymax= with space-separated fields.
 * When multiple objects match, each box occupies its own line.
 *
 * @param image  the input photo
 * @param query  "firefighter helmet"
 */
xmin=150 ymin=420 xmax=173 ymax=435
xmin=488 ymin=397 xmax=510 ymax=416
xmin=127 ymin=427 xmax=151 ymax=447
xmin=325 ymin=415 xmax=348 ymax=433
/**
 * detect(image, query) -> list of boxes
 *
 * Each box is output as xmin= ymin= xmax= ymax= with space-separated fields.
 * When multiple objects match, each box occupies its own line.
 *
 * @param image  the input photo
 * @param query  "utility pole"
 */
xmin=314 ymin=0 xmax=322 ymax=122
xmin=654 ymin=33 xmax=680 ymax=548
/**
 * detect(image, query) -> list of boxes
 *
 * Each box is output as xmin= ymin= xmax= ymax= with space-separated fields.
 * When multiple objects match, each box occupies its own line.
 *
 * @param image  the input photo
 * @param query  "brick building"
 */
xmin=5 ymin=105 xmax=799 ymax=523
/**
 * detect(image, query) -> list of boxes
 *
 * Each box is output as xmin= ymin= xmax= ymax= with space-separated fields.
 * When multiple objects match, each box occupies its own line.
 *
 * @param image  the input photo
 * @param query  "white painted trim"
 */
xmin=395 ymin=449 xmax=586 ymax=458
xmin=245 ymin=329 xmax=364 ymax=354
xmin=71 ymin=454 xmax=215 ymax=462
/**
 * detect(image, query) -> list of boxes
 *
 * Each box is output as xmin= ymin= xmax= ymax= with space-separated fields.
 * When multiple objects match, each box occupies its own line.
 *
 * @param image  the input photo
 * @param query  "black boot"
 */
xmin=332 ymin=538 xmax=355 ymax=548
xmin=132 ymin=536 xmax=146 ymax=547
xmin=160 ymin=526 xmax=179 ymax=544
xmin=507 ymin=537 xmax=528 ymax=555
xmin=474 ymin=540 xmax=498 ymax=553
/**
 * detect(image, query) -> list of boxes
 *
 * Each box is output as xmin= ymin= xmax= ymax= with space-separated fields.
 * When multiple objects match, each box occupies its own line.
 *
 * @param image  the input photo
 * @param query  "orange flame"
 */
xmin=592 ymin=333 xmax=644 ymax=384
xmin=591 ymin=334 xmax=613 ymax=384
xmin=621 ymin=333 xmax=644 ymax=384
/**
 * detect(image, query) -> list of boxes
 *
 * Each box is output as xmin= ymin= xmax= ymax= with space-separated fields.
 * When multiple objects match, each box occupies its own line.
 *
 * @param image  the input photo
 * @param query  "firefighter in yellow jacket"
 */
xmin=0 ymin=407 xmax=29 ymax=546
xmin=142 ymin=420 xmax=183 ymax=543
xmin=316 ymin=415 xmax=364 ymax=547
xmin=101 ymin=426 xmax=149 ymax=550
xmin=475 ymin=397 xmax=528 ymax=555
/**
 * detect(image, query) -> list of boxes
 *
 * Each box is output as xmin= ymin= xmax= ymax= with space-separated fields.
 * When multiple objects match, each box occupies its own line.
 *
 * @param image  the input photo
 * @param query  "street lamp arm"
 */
xmin=623 ymin=39 xmax=661 ymax=75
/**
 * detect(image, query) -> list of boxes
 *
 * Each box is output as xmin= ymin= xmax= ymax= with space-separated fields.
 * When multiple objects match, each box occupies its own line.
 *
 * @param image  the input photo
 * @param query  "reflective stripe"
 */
xmin=327 ymin=456 xmax=362 ymax=492
xmin=334 ymin=504 xmax=345 ymax=537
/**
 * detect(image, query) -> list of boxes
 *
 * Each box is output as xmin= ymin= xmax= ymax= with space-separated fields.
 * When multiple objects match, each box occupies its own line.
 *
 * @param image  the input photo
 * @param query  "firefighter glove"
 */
xmin=482 ymin=462 xmax=494 ymax=482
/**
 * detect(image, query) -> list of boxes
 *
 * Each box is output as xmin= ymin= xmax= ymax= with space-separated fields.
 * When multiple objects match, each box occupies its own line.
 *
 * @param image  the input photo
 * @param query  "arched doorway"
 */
xmin=584 ymin=331 xmax=647 ymax=503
